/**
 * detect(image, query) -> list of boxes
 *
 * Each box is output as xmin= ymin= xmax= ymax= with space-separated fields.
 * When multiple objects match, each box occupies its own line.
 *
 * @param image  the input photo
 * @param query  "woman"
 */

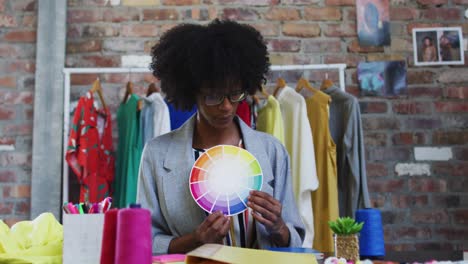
xmin=137 ymin=20 xmax=305 ymax=255
xmin=439 ymin=33 xmax=459 ymax=62
xmin=421 ymin=36 xmax=437 ymax=62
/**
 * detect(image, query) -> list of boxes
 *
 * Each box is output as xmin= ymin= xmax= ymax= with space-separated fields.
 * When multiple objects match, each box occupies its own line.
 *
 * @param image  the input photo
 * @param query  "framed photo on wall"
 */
xmin=357 ymin=61 xmax=407 ymax=96
xmin=413 ymin=27 xmax=465 ymax=66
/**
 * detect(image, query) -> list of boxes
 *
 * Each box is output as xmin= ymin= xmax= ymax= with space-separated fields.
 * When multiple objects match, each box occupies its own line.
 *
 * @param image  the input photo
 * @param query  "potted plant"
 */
xmin=328 ymin=217 xmax=364 ymax=261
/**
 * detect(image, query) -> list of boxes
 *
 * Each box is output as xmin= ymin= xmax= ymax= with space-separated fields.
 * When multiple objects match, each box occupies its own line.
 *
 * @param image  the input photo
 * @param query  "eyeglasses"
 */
xmin=203 ymin=90 xmax=246 ymax=106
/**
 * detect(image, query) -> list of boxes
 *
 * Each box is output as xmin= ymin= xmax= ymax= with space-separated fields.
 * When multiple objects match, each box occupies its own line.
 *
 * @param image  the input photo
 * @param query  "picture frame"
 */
xmin=357 ymin=61 xmax=407 ymax=96
xmin=356 ymin=0 xmax=391 ymax=47
xmin=413 ymin=27 xmax=465 ymax=66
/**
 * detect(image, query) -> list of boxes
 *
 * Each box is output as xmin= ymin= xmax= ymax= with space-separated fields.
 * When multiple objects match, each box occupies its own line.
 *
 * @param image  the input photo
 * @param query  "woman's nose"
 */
xmin=218 ymin=97 xmax=233 ymax=110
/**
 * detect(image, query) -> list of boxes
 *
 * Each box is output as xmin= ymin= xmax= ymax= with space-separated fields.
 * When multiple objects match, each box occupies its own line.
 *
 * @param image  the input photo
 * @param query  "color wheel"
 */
xmin=189 ymin=145 xmax=263 ymax=216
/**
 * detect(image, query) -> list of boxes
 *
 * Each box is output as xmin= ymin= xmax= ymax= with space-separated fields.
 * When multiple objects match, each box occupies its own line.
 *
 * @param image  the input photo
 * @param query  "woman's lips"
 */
xmin=215 ymin=115 xmax=233 ymax=123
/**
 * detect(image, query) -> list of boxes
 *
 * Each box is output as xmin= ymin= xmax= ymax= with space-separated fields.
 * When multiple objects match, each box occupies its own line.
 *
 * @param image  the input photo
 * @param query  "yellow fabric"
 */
xmin=256 ymin=95 xmax=285 ymax=144
xmin=0 ymin=213 xmax=63 ymax=264
xmin=305 ymin=91 xmax=339 ymax=252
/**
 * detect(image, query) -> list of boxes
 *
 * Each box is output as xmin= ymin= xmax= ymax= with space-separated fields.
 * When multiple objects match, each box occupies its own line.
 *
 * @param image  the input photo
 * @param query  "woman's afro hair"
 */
xmin=150 ymin=19 xmax=270 ymax=111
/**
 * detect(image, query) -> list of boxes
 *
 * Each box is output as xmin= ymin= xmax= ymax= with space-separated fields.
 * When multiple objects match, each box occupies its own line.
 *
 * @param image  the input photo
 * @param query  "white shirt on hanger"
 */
xmin=141 ymin=93 xmax=171 ymax=146
xmin=276 ymin=86 xmax=319 ymax=248
xmin=152 ymin=93 xmax=171 ymax=137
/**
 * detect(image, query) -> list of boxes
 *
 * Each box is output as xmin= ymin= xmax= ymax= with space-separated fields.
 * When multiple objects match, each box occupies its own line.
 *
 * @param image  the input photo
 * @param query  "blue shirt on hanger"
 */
xmin=165 ymin=100 xmax=197 ymax=130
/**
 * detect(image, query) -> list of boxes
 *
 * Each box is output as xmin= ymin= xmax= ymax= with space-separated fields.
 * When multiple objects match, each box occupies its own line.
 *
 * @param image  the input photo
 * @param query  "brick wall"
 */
xmin=0 ymin=0 xmax=36 ymax=226
xmin=1 ymin=0 xmax=467 ymax=251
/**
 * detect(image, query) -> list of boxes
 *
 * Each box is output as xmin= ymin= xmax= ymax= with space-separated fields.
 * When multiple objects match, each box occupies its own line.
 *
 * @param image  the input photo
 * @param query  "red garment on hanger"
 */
xmin=66 ymin=91 xmax=115 ymax=203
xmin=236 ymin=100 xmax=251 ymax=127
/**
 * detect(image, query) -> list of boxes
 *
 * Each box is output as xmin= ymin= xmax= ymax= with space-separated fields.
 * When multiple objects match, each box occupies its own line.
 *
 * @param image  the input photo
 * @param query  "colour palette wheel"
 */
xmin=189 ymin=145 xmax=263 ymax=216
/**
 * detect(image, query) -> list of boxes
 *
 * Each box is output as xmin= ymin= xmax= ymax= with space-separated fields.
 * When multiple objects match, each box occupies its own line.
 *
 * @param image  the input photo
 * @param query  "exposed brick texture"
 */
xmin=0 ymin=0 xmax=35 ymax=226
xmin=0 ymin=0 xmax=466 ymax=251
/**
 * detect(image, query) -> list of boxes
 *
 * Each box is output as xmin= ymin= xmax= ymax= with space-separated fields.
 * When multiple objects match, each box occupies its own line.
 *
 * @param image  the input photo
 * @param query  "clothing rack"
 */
xmin=269 ymin=63 xmax=346 ymax=91
xmin=61 ymin=63 xmax=347 ymax=203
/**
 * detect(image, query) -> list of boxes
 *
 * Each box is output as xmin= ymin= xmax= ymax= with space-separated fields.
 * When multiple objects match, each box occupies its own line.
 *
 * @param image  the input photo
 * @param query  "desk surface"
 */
xmin=384 ymin=251 xmax=463 ymax=262
xmin=324 ymin=251 xmax=464 ymax=262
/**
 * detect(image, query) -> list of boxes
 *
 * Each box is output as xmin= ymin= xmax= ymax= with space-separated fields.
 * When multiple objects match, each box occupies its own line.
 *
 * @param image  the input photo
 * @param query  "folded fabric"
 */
xmin=0 ymin=213 xmax=63 ymax=264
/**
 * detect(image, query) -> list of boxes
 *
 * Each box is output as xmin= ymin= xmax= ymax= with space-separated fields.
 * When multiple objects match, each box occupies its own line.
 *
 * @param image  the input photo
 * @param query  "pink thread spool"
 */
xmin=100 ymin=209 xmax=119 ymax=264
xmin=115 ymin=204 xmax=152 ymax=264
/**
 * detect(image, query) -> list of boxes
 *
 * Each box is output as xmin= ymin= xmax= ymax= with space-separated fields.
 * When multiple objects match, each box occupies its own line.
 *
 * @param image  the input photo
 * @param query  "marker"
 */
xmin=74 ymin=204 xmax=81 ymax=214
xmin=84 ymin=203 xmax=90 ymax=213
xmin=104 ymin=197 xmax=112 ymax=212
xmin=93 ymin=203 xmax=99 ymax=213
xmin=78 ymin=203 xmax=85 ymax=214
xmin=67 ymin=202 xmax=78 ymax=214
xmin=100 ymin=197 xmax=112 ymax=213
xmin=63 ymin=203 xmax=71 ymax=214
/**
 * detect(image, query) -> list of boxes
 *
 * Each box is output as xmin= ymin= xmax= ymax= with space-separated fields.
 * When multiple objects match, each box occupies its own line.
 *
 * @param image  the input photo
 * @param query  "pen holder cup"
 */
xmin=63 ymin=214 xmax=105 ymax=264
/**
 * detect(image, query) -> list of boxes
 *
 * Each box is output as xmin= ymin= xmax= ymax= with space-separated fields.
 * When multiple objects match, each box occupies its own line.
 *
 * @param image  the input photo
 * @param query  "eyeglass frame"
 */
xmin=201 ymin=90 xmax=247 ymax=106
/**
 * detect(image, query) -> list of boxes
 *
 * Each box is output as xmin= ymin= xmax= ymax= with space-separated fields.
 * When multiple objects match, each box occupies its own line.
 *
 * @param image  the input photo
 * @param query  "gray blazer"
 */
xmin=137 ymin=114 xmax=305 ymax=254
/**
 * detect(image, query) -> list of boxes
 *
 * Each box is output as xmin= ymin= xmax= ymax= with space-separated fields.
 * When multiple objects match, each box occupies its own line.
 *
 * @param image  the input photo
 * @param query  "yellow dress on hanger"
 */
xmin=305 ymin=90 xmax=339 ymax=252
xmin=256 ymin=95 xmax=285 ymax=144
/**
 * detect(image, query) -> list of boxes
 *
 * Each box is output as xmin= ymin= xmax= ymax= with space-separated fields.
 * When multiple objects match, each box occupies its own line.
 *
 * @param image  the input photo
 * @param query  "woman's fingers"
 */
xmin=247 ymin=191 xmax=286 ymax=233
xmin=250 ymin=209 xmax=275 ymax=227
xmin=247 ymin=199 xmax=277 ymax=222
xmin=196 ymin=211 xmax=230 ymax=244
xmin=248 ymin=191 xmax=282 ymax=218
xmin=210 ymin=213 xmax=229 ymax=233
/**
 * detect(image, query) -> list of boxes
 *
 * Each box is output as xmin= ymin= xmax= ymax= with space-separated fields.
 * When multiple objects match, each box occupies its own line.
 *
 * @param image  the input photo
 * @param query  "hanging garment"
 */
xmin=323 ymin=86 xmax=371 ymax=218
xmin=166 ymin=101 xmax=197 ymax=130
xmin=115 ymin=93 xmax=142 ymax=208
xmin=256 ymin=95 xmax=285 ymax=144
xmin=305 ymin=90 xmax=339 ymax=252
xmin=276 ymin=86 xmax=319 ymax=248
xmin=66 ymin=91 xmax=114 ymax=203
xmin=236 ymin=100 xmax=251 ymax=127
xmin=140 ymin=93 xmax=171 ymax=146
xmin=250 ymin=99 xmax=258 ymax=129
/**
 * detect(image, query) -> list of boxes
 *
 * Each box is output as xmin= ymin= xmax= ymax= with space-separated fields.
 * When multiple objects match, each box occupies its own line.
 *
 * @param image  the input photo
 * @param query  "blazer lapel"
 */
xmin=161 ymin=115 xmax=206 ymax=236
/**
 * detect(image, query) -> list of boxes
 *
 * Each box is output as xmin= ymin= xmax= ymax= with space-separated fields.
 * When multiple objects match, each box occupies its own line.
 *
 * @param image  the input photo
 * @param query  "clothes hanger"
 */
xmin=295 ymin=65 xmax=318 ymax=94
xmin=295 ymin=77 xmax=318 ymax=94
xmin=90 ymin=78 xmax=107 ymax=110
xmin=146 ymin=83 xmax=160 ymax=97
xmin=122 ymin=70 xmax=134 ymax=104
xmin=273 ymin=75 xmax=286 ymax=97
xmin=122 ymin=81 xmax=133 ymax=104
xmin=320 ymin=72 xmax=334 ymax=90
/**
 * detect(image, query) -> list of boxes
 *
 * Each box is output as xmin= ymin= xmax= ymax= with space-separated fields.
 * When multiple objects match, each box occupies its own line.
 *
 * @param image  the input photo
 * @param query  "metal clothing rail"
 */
xmin=61 ymin=63 xmax=346 ymax=203
xmin=269 ymin=63 xmax=347 ymax=91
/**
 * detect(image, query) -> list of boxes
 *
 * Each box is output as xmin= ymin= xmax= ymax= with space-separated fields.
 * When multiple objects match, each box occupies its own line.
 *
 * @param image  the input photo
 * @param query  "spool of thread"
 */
xmin=115 ymin=204 xmax=152 ymax=264
xmin=100 ymin=208 xmax=119 ymax=264
xmin=355 ymin=208 xmax=385 ymax=259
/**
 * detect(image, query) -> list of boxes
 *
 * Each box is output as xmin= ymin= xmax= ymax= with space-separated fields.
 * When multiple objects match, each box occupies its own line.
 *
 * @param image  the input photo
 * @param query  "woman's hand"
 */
xmin=194 ymin=211 xmax=230 ymax=244
xmin=168 ymin=211 xmax=229 ymax=254
xmin=247 ymin=190 xmax=290 ymax=246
